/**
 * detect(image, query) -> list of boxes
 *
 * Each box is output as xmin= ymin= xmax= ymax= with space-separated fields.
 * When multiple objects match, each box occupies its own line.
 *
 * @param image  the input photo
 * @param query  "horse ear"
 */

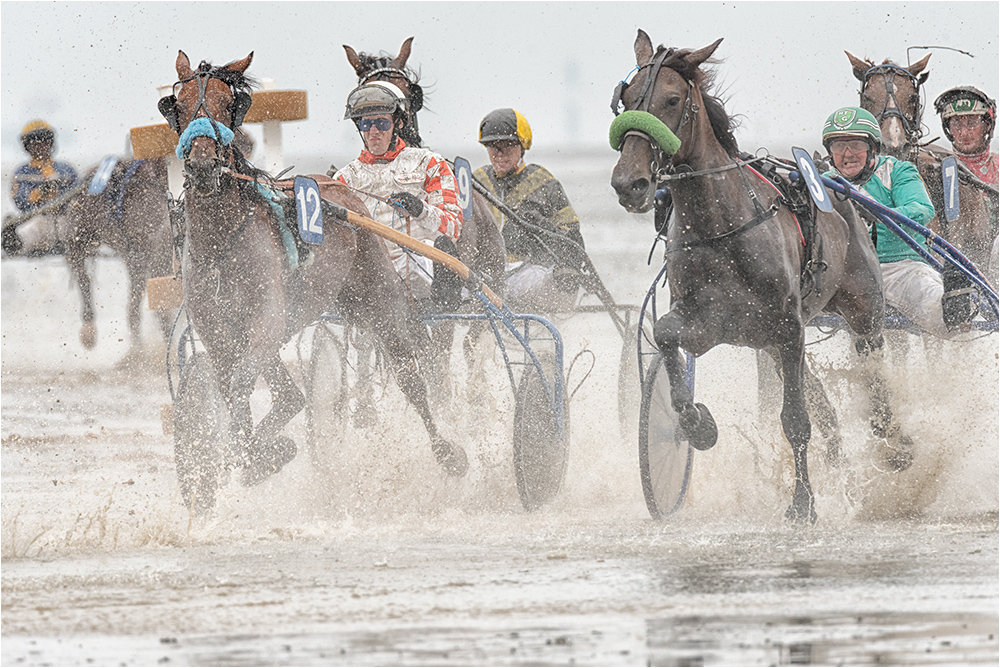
xmin=634 ymin=29 xmax=654 ymax=67
xmin=845 ymin=51 xmax=871 ymax=81
xmin=176 ymin=50 xmax=193 ymax=79
xmin=908 ymin=53 xmax=931 ymax=77
xmin=686 ymin=38 xmax=723 ymax=69
xmin=344 ymin=44 xmax=365 ymax=76
xmin=225 ymin=52 xmax=253 ymax=74
xmin=391 ymin=36 xmax=414 ymax=70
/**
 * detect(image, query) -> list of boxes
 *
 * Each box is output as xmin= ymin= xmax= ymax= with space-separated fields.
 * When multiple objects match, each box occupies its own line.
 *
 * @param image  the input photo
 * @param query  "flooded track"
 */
xmin=2 ymin=161 xmax=998 ymax=665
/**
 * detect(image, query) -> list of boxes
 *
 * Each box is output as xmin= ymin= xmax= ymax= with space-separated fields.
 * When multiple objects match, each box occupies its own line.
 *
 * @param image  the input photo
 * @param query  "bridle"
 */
xmin=860 ymin=63 xmax=924 ymax=155
xmin=159 ymin=61 xmax=252 ymax=159
xmin=611 ymin=48 xmax=699 ymax=184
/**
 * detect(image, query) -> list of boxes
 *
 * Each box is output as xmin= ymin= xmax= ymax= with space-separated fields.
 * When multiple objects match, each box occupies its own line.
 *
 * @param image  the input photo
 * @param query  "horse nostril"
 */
xmin=632 ymin=178 xmax=650 ymax=194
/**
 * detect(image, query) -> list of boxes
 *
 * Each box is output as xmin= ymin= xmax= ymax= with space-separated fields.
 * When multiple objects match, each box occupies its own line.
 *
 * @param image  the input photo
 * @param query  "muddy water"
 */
xmin=2 ymin=162 xmax=998 ymax=665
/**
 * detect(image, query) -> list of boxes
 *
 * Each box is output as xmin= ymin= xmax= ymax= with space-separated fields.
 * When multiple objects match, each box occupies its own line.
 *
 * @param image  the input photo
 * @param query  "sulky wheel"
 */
xmin=512 ymin=351 xmax=569 ymax=511
xmin=638 ymin=352 xmax=693 ymax=520
xmin=618 ymin=321 xmax=655 ymax=442
xmin=304 ymin=322 xmax=349 ymax=469
xmin=173 ymin=351 xmax=228 ymax=515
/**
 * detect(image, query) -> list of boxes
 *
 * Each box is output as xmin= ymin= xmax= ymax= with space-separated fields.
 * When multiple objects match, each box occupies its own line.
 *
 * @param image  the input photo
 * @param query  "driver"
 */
xmin=473 ymin=108 xmax=586 ymax=313
xmin=934 ymin=86 xmax=998 ymax=189
xmin=333 ymin=82 xmax=463 ymax=310
xmin=10 ymin=120 xmax=77 ymax=212
xmin=821 ymin=106 xmax=974 ymax=336
xmin=934 ymin=86 xmax=998 ymax=277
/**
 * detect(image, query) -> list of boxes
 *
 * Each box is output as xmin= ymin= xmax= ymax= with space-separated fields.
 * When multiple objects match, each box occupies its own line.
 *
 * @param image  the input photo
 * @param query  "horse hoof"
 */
xmin=785 ymin=502 xmax=818 ymax=526
xmin=352 ymin=399 xmax=377 ymax=429
xmin=80 ymin=322 xmax=97 ymax=350
xmin=824 ymin=436 xmax=845 ymax=467
xmin=241 ymin=436 xmax=297 ymax=487
xmin=881 ymin=433 xmax=914 ymax=473
xmin=431 ymin=438 xmax=468 ymax=477
xmin=687 ymin=403 xmax=718 ymax=451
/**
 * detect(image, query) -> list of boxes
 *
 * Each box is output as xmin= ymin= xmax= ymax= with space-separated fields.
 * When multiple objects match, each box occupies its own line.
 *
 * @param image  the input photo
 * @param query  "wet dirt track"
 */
xmin=2 ymin=163 xmax=999 ymax=665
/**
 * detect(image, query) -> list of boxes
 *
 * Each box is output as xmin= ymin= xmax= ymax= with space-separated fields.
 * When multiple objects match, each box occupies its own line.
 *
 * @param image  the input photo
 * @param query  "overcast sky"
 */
xmin=2 ymin=1 xmax=998 ymax=173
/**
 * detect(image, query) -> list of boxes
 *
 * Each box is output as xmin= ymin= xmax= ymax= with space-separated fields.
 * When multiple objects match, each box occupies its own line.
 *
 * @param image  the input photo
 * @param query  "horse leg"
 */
xmin=652 ymin=311 xmax=717 ymax=450
xmin=352 ymin=331 xmax=378 ymax=428
xmin=125 ymin=261 xmax=146 ymax=348
xmin=854 ymin=333 xmax=913 ymax=472
xmin=424 ymin=321 xmax=454 ymax=410
xmin=776 ymin=336 xmax=817 ymax=525
xmin=65 ymin=248 xmax=97 ymax=349
xmin=764 ymin=348 xmax=842 ymax=465
xmin=360 ymin=306 xmax=468 ymax=476
xmin=240 ymin=354 xmax=302 ymax=486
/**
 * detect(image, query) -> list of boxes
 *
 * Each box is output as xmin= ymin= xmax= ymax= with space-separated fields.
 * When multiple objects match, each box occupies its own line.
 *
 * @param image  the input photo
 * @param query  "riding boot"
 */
xmin=941 ymin=263 xmax=975 ymax=331
xmin=431 ymin=235 xmax=462 ymax=310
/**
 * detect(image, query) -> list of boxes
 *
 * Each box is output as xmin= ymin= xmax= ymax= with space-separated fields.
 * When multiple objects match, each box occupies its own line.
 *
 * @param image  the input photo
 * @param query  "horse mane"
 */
xmin=355 ymin=51 xmax=422 ymax=86
xmin=658 ymin=45 xmax=741 ymax=158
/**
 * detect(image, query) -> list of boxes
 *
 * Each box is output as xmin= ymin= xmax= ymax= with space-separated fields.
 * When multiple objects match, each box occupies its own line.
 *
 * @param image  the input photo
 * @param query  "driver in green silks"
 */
xmin=473 ymin=108 xmax=586 ymax=313
xmin=822 ymin=106 xmax=975 ymax=336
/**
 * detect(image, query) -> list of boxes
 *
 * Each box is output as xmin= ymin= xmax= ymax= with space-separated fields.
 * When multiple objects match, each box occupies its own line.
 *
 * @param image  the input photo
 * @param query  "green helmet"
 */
xmin=822 ymin=106 xmax=882 ymax=152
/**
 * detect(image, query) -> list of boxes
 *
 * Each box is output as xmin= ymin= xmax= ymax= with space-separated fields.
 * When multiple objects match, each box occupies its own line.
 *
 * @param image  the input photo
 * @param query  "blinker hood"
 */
xmin=609 ymin=110 xmax=681 ymax=156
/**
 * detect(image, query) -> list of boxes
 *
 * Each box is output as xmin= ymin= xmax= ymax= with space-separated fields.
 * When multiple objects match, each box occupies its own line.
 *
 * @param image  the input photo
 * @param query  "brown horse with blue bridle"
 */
xmin=161 ymin=50 xmax=468 ymax=510
xmin=610 ymin=31 xmax=909 ymax=524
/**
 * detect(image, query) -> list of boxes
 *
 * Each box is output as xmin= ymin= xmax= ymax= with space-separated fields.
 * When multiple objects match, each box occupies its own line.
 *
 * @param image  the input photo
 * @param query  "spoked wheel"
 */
xmin=618 ymin=322 xmax=655 ymax=441
xmin=173 ymin=352 xmax=228 ymax=515
xmin=512 ymin=351 xmax=569 ymax=511
xmin=305 ymin=322 xmax=349 ymax=468
xmin=638 ymin=352 xmax=693 ymax=520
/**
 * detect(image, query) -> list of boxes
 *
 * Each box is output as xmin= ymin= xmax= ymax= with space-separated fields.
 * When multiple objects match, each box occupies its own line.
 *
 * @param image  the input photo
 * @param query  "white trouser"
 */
xmin=882 ymin=259 xmax=953 ymax=338
xmin=505 ymin=261 xmax=575 ymax=314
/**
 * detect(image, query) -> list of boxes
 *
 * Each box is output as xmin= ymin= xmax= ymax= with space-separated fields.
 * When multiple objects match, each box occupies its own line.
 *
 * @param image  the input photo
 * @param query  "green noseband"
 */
xmin=609 ymin=110 xmax=681 ymax=156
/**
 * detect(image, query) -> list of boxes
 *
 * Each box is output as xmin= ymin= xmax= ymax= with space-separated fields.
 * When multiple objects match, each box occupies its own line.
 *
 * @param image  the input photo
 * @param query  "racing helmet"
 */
xmin=20 ymin=119 xmax=55 ymax=149
xmin=344 ymin=81 xmax=409 ymax=121
xmin=478 ymin=108 xmax=532 ymax=151
xmin=933 ymin=86 xmax=996 ymax=144
xmin=822 ymin=107 xmax=882 ymax=184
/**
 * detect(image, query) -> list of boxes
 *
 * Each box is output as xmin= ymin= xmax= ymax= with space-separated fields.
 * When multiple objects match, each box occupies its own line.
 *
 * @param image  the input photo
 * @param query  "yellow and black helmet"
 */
xmin=20 ymin=120 xmax=55 ymax=147
xmin=478 ymin=108 xmax=532 ymax=150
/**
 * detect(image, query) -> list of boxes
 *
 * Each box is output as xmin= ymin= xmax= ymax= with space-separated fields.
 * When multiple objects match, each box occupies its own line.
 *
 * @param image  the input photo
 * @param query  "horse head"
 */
xmin=343 ymin=37 xmax=425 ymax=147
xmin=163 ymin=50 xmax=254 ymax=195
xmin=847 ymin=52 xmax=931 ymax=160
xmin=610 ymin=30 xmax=727 ymax=212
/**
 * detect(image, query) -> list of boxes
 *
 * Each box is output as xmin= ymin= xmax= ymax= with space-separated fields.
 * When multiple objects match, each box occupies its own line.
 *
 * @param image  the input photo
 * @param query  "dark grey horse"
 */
xmin=610 ymin=31 xmax=907 ymax=523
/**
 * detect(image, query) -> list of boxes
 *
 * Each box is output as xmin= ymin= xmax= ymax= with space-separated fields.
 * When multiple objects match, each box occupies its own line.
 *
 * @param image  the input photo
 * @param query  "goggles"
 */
xmin=357 ymin=117 xmax=393 ymax=133
xmin=830 ymin=139 xmax=869 ymax=155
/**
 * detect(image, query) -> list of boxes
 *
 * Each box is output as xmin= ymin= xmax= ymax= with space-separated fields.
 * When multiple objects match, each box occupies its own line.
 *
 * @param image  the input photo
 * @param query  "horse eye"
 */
xmin=667 ymin=96 xmax=681 ymax=107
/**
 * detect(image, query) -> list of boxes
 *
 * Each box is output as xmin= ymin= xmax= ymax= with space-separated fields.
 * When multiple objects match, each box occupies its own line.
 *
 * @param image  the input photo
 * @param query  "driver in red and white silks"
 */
xmin=935 ymin=87 xmax=999 ymax=283
xmin=334 ymin=82 xmax=462 ymax=304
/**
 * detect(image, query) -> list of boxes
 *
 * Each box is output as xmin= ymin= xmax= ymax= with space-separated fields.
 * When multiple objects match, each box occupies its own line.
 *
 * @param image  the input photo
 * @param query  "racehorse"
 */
xmin=610 ymin=31 xmax=906 ymax=523
xmin=164 ymin=50 xmax=468 ymax=489
xmin=847 ymin=52 xmax=996 ymax=270
xmin=2 ymin=157 xmax=174 ymax=351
